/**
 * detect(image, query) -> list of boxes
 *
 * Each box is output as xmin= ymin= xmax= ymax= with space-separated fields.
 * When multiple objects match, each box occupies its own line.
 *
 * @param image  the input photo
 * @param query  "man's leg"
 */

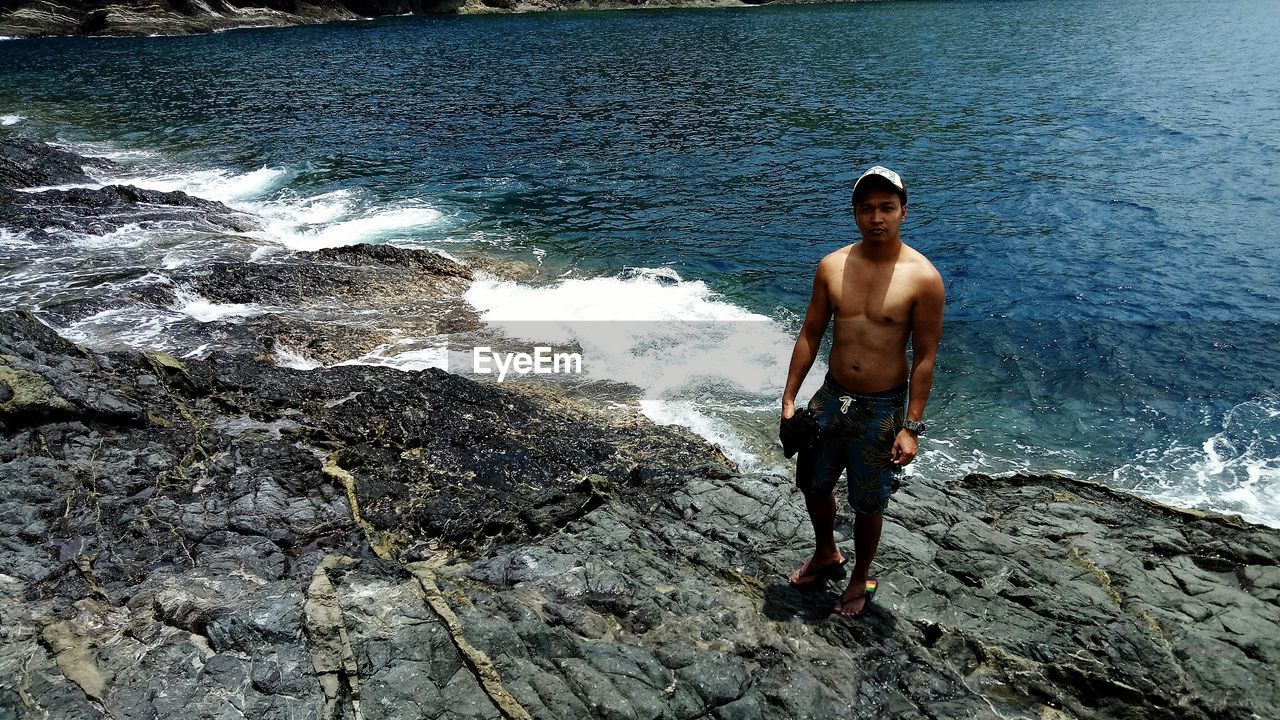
xmin=835 ymin=511 xmax=882 ymax=615
xmin=834 ymin=390 xmax=903 ymax=615
xmin=797 ymin=490 xmax=844 ymax=572
xmin=791 ymin=426 xmax=845 ymax=584
xmin=790 ymin=487 xmax=846 ymax=583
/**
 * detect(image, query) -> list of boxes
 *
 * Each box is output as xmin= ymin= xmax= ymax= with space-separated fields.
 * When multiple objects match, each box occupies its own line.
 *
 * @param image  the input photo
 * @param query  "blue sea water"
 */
xmin=2 ymin=0 xmax=1278 ymax=523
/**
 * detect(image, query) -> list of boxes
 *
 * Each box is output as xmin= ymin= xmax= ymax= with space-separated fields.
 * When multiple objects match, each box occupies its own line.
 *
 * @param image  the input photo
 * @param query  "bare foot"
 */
xmin=788 ymin=550 xmax=847 ymax=586
xmin=834 ymin=578 xmax=877 ymax=617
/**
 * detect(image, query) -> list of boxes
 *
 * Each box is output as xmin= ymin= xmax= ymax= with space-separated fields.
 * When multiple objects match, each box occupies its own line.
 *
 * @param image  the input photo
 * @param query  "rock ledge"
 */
xmin=1 ymin=309 xmax=1277 ymax=719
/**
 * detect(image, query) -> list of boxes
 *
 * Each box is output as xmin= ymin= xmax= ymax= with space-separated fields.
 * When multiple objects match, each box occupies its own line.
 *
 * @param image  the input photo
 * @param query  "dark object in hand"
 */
xmin=779 ymin=409 xmax=822 ymax=459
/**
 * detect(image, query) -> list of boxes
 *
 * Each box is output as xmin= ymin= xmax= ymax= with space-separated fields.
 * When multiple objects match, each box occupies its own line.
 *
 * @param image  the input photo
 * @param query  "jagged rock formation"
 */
xmin=1 ymin=308 xmax=1277 ymax=719
xmin=0 ymin=138 xmax=105 ymax=188
xmin=0 ymin=185 xmax=261 ymax=241
xmin=0 ymin=0 xmax=786 ymax=39
xmin=0 ymin=137 xmax=260 ymax=246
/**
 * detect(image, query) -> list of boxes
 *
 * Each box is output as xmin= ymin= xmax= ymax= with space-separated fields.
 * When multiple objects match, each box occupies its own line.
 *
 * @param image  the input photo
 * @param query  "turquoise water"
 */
xmin=2 ymin=0 xmax=1278 ymax=523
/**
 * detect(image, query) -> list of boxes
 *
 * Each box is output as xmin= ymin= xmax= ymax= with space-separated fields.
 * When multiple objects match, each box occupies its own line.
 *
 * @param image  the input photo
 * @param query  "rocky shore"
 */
xmin=2 ymin=137 xmax=1279 ymax=719
xmin=2 ymin=308 xmax=1279 ymax=720
xmin=0 ymin=0 xmax=828 ymax=41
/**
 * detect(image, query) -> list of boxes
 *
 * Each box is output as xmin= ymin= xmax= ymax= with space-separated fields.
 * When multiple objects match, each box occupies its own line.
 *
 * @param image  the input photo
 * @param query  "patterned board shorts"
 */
xmin=796 ymin=372 xmax=907 ymax=515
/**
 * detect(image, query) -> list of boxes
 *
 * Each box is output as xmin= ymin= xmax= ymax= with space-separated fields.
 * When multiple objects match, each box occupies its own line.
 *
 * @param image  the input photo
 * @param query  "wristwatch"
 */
xmin=903 ymin=419 xmax=926 ymax=436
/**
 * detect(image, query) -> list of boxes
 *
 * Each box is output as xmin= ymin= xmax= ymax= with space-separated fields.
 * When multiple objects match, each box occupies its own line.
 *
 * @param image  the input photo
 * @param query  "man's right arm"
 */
xmin=781 ymin=261 xmax=832 ymax=419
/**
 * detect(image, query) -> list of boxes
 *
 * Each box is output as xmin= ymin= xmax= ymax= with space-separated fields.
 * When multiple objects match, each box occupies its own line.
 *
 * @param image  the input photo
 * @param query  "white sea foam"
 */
xmin=0 ymin=269 xmax=65 ymax=303
xmin=112 ymin=166 xmax=288 ymax=203
xmin=464 ymin=269 xmax=816 ymax=390
xmin=212 ymin=24 xmax=281 ymax=33
xmin=1110 ymin=392 xmax=1280 ymax=527
xmin=0 ymin=228 xmax=36 ymax=248
xmin=51 ymin=139 xmax=158 ymax=161
xmin=23 ymin=142 xmax=443 ymax=254
xmin=466 ymin=269 xmax=754 ymax=323
xmin=14 ymin=123 xmax=450 ymax=265
xmin=171 ymin=286 xmax=268 ymax=322
xmin=247 ymin=191 xmax=442 ymax=251
xmin=59 ymin=306 xmax=183 ymax=349
xmin=336 ymin=338 xmax=449 ymax=372
xmin=160 ymin=250 xmax=196 ymax=269
xmin=23 ymin=164 xmax=287 ymax=202
xmin=250 ymin=188 xmax=356 ymax=226
xmin=464 ymin=268 xmax=828 ymax=461
xmin=14 ymin=182 xmax=92 ymax=192
xmin=274 ymin=344 xmax=323 ymax=370
xmin=1 ymin=114 xmax=24 ymax=125
xmin=67 ymin=223 xmax=154 ymax=249
xmin=58 ymin=285 xmax=272 ymax=351
xmin=639 ymin=399 xmax=766 ymax=471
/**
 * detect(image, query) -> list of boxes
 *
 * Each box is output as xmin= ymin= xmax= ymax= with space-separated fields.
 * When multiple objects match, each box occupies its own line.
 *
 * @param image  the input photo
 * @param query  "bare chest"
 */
xmin=829 ymin=267 xmax=916 ymax=328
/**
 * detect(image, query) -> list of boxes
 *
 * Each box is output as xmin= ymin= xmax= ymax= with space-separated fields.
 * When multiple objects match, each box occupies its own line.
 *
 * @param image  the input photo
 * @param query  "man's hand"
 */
xmin=891 ymin=429 xmax=918 ymax=466
xmin=781 ymin=399 xmax=796 ymax=420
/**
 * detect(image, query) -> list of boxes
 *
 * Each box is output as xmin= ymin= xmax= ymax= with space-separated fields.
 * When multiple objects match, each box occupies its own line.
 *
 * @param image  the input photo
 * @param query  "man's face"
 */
xmin=854 ymin=188 xmax=906 ymax=243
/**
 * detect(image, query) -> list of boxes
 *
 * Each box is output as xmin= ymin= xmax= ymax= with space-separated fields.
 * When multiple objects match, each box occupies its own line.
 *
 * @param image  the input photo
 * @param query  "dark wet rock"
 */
xmin=178 ymin=248 xmax=470 ymax=309
xmin=0 ymin=139 xmax=256 ymax=245
xmin=246 ymin=313 xmax=399 ymax=364
xmin=0 ymin=136 xmax=108 ymax=189
xmin=164 ymin=246 xmax=483 ymax=361
xmin=0 ymin=185 xmax=260 ymax=241
xmin=302 ymin=242 xmax=473 ymax=281
xmin=1 ymin=308 xmax=1278 ymax=719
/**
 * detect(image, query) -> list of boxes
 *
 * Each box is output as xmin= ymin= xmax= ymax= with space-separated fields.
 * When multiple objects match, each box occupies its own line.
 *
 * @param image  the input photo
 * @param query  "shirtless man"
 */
xmin=780 ymin=165 xmax=945 ymax=618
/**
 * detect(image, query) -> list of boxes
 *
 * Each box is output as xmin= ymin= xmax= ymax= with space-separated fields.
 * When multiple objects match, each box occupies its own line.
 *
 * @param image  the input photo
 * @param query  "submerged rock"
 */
xmin=0 ymin=308 xmax=1277 ymax=719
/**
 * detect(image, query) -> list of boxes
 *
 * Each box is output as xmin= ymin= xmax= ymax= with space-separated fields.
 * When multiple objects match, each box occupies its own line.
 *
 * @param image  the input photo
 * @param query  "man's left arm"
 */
xmin=892 ymin=269 xmax=945 ymax=466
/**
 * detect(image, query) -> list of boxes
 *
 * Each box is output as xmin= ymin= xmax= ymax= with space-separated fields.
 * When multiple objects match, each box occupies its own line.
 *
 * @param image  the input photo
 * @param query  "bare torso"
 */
xmin=821 ymin=243 xmax=931 ymax=393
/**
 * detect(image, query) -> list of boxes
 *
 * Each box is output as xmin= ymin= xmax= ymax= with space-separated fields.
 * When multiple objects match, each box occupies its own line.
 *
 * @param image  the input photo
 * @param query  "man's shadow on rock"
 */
xmin=760 ymin=577 xmax=898 ymax=642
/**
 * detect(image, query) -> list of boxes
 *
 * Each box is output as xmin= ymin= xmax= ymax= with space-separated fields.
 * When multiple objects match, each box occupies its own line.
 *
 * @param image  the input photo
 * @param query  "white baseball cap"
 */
xmin=852 ymin=165 xmax=907 ymax=205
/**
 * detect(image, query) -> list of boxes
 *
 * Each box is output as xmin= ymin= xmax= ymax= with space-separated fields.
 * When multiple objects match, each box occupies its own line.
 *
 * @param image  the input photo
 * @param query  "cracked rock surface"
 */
xmin=1 ymin=309 xmax=1278 ymax=719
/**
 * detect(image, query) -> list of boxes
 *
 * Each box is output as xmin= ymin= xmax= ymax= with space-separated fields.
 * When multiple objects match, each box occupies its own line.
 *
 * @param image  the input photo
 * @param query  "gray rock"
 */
xmin=1 ymin=303 xmax=1278 ymax=720
xmin=0 ymin=184 xmax=259 ymax=242
xmin=0 ymin=136 xmax=106 ymax=189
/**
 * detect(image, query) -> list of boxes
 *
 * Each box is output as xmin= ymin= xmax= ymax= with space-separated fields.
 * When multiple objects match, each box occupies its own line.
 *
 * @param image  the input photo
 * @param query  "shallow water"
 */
xmin=2 ymin=0 xmax=1278 ymax=524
